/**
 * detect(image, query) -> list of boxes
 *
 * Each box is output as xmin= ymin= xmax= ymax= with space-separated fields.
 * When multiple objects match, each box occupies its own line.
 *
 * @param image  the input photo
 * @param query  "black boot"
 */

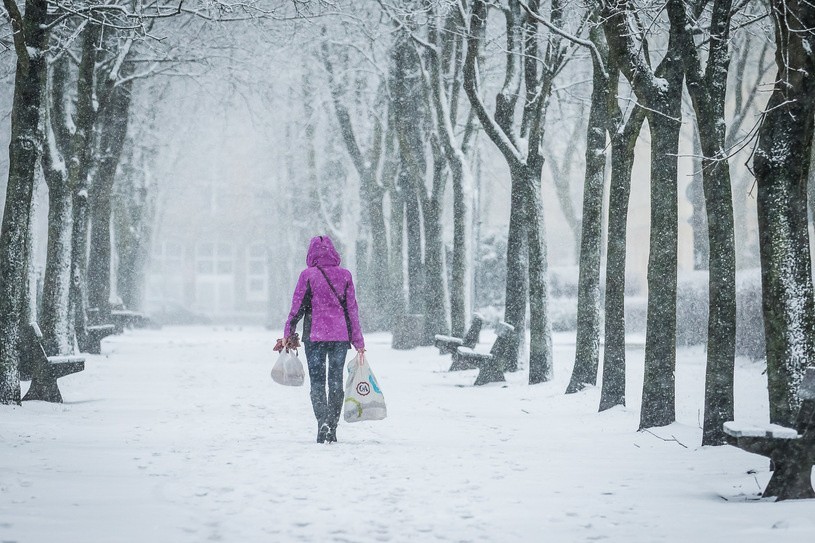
xmin=325 ymin=425 xmax=337 ymax=443
xmin=317 ymin=421 xmax=330 ymax=443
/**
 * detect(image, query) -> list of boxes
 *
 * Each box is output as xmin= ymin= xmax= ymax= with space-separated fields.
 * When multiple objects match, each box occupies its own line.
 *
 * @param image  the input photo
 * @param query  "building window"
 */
xmin=148 ymin=241 xmax=184 ymax=303
xmin=246 ymin=243 xmax=268 ymax=301
xmin=197 ymin=242 xmax=233 ymax=276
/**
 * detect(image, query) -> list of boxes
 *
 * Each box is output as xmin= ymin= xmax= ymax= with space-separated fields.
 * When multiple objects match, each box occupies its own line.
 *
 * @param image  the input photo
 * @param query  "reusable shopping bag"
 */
xmin=271 ymin=350 xmax=305 ymax=387
xmin=343 ymin=353 xmax=387 ymax=422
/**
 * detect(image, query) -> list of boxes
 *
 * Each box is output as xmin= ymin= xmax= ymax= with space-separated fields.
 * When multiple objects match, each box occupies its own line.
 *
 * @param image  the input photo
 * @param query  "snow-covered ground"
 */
xmin=1 ymin=326 xmax=814 ymax=542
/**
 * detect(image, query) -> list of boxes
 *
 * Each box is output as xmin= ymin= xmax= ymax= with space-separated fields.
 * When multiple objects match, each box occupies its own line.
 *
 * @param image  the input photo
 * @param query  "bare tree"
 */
xmin=668 ymin=0 xmax=740 ymax=445
xmin=464 ymin=0 xmax=573 ymax=380
xmin=600 ymin=0 xmax=685 ymax=429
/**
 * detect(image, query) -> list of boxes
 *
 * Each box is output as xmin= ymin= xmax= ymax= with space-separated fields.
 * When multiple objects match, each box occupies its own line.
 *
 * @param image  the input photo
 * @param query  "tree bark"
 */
xmin=640 ymin=86 xmax=683 ymax=429
xmin=599 ymin=103 xmax=646 ymax=411
xmin=504 ymin=168 xmax=529 ymax=372
xmin=113 ymin=144 xmax=153 ymax=312
xmin=668 ymin=0 xmax=738 ymax=445
xmin=567 ymin=25 xmax=610 ymax=394
xmin=601 ymin=0 xmax=685 ymax=428
xmin=0 ymin=0 xmax=49 ymax=404
xmin=525 ymin=160 xmax=554 ymax=383
xmin=687 ymin=124 xmax=708 ymax=270
xmin=40 ymin=57 xmax=74 ymax=356
xmin=753 ymin=0 xmax=815 ymax=426
xmin=88 ymin=80 xmax=133 ymax=319
xmin=421 ymin=170 xmax=449 ymax=342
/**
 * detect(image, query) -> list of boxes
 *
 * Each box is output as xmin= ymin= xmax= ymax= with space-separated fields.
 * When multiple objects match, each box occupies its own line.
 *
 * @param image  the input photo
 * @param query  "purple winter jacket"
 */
xmin=284 ymin=236 xmax=365 ymax=350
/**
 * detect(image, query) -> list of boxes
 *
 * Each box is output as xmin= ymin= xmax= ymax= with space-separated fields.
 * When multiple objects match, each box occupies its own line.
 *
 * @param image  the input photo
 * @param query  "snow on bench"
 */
xmin=722 ymin=422 xmax=799 ymax=440
xmin=434 ymin=314 xmax=484 ymax=355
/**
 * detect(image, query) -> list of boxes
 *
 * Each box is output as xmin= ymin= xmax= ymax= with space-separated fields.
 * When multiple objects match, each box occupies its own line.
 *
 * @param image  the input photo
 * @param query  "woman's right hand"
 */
xmin=285 ymin=333 xmax=301 ymax=350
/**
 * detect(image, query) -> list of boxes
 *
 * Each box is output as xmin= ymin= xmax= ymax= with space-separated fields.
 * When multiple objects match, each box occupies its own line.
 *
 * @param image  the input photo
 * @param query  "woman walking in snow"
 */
xmin=279 ymin=235 xmax=365 ymax=443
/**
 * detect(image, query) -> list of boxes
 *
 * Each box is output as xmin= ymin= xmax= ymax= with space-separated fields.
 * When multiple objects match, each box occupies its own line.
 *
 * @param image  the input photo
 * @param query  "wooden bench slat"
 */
xmin=434 ymin=335 xmax=463 ymax=344
xmin=455 ymin=346 xmax=493 ymax=360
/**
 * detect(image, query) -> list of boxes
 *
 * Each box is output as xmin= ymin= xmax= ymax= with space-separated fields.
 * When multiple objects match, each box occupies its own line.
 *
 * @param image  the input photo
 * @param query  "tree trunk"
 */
xmin=687 ymin=124 xmax=708 ymax=270
xmin=403 ymin=172 xmax=424 ymax=315
xmin=41 ymin=171 xmax=74 ymax=355
xmin=526 ymin=160 xmax=554 ymax=384
xmin=0 ymin=0 xmax=49 ymax=404
xmin=567 ymin=43 xmax=609 ymax=394
xmin=363 ymin=182 xmax=391 ymax=332
xmin=422 ymin=194 xmax=449 ymax=341
xmin=753 ymin=0 xmax=815 ymax=425
xmin=698 ymin=113 xmax=736 ymax=444
xmin=88 ymin=81 xmax=133 ymax=319
xmin=389 ymin=186 xmax=406 ymax=315
xmin=668 ymin=0 xmax=738 ymax=446
xmin=640 ymin=84 xmax=683 ymax=429
xmin=450 ymin=144 xmax=470 ymax=339
xmin=503 ymin=168 xmax=529 ymax=373
xmin=599 ymin=107 xmax=645 ymax=411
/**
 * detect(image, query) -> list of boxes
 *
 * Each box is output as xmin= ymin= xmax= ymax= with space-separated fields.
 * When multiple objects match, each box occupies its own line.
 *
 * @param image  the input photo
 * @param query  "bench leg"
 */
xmin=764 ymin=455 xmax=815 ymax=501
xmin=85 ymin=337 xmax=102 ymax=355
xmin=22 ymin=378 xmax=63 ymax=403
xmin=474 ymin=361 xmax=506 ymax=386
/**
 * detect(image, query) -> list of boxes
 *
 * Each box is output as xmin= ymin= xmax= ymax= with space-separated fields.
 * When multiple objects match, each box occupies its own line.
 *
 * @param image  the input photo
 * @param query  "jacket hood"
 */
xmin=306 ymin=235 xmax=341 ymax=267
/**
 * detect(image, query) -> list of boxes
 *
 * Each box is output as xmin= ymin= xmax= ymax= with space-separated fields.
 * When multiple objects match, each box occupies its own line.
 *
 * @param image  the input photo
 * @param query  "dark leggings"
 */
xmin=304 ymin=341 xmax=349 ymax=427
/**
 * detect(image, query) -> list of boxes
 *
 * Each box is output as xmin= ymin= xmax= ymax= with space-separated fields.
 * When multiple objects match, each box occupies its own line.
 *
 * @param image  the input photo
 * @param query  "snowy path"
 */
xmin=2 ymin=327 xmax=814 ymax=542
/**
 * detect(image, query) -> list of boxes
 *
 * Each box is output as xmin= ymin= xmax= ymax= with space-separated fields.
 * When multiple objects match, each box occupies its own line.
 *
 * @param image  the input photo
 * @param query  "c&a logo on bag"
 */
xmin=356 ymin=381 xmax=371 ymax=396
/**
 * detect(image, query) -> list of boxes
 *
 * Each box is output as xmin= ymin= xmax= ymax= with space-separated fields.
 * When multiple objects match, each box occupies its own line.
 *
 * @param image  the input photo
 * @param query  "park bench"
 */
xmin=84 ymin=307 xmax=118 ymax=354
xmin=434 ymin=313 xmax=484 ymax=356
xmin=723 ymin=366 xmax=815 ymax=500
xmin=85 ymin=324 xmax=117 ymax=355
xmin=20 ymin=323 xmax=85 ymax=403
xmin=452 ymin=321 xmax=516 ymax=386
xmin=110 ymin=309 xmax=150 ymax=334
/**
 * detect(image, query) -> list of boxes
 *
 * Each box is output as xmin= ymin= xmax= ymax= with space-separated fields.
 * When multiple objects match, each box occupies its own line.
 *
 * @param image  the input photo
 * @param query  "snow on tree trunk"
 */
xmin=503 ymin=170 xmax=529 ymax=373
xmin=0 ymin=0 xmax=49 ymax=405
xmin=41 ymin=167 xmax=74 ymax=355
xmin=753 ymin=0 xmax=815 ymax=426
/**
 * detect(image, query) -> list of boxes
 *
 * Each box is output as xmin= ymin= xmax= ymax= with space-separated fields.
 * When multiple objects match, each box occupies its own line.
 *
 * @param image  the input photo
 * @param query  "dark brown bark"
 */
xmin=0 ymin=0 xmax=49 ymax=404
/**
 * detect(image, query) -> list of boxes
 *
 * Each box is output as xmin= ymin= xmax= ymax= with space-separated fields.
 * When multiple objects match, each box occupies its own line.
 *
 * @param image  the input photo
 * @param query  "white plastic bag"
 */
xmin=343 ymin=353 xmax=387 ymax=422
xmin=271 ymin=350 xmax=305 ymax=386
